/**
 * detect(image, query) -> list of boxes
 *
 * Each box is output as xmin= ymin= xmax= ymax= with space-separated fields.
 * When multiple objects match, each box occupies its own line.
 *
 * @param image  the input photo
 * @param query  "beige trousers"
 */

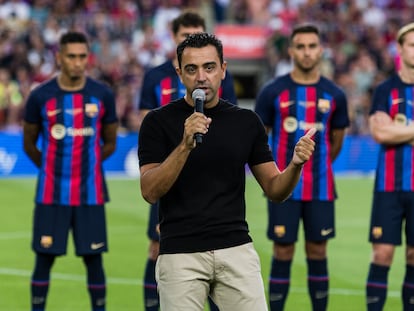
xmin=155 ymin=242 xmax=268 ymax=311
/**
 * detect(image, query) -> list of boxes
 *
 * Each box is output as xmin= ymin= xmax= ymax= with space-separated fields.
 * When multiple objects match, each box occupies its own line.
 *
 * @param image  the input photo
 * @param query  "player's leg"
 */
xmin=207 ymin=296 xmax=220 ymax=311
xmin=402 ymin=192 xmax=414 ymax=310
xmin=31 ymin=204 xmax=71 ymax=311
xmin=267 ymin=200 xmax=301 ymax=311
xmin=73 ymin=204 xmax=108 ymax=311
xmin=31 ymin=253 xmax=56 ymax=311
xmin=367 ymin=192 xmax=401 ymax=311
xmin=303 ymin=201 xmax=334 ymax=311
xmin=304 ymin=241 xmax=328 ymax=311
xmin=83 ymin=254 xmax=106 ymax=311
xmin=144 ymin=203 xmax=160 ymax=310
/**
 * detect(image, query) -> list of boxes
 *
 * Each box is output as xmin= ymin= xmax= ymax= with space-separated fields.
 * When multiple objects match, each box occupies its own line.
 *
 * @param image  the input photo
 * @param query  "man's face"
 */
xmin=288 ymin=33 xmax=322 ymax=73
xmin=176 ymin=44 xmax=226 ymax=107
xmin=173 ymin=25 xmax=205 ymax=45
xmin=56 ymin=43 xmax=89 ymax=81
xmin=399 ymin=31 xmax=414 ymax=70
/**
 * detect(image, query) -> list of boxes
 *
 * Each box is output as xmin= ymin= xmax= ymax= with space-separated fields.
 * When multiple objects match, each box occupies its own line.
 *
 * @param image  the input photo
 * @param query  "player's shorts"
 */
xmin=267 ymin=199 xmax=335 ymax=243
xmin=147 ymin=202 xmax=160 ymax=241
xmin=32 ymin=204 xmax=108 ymax=256
xmin=369 ymin=191 xmax=414 ymax=245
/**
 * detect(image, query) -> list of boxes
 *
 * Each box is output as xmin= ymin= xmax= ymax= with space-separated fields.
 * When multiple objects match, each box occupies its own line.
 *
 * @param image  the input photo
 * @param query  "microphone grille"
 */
xmin=192 ymin=89 xmax=205 ymax=101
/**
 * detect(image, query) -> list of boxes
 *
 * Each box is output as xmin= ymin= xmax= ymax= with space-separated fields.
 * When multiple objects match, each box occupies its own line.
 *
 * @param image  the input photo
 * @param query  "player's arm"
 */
xmin=23 ymin=121 xmax=41 ymax=168
xmin=251 ymin=128 xmax=316 ymax=203
xmin=101 ymin=122 xmax=118 ymax=160
xmin=369 ymin=111 xmax=414 ymax=145
xmin=330 ymin=128 xmax=346 ymax=161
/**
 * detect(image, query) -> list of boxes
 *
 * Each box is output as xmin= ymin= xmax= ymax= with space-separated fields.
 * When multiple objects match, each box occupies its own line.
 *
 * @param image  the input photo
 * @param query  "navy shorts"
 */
xmin=32 ymin=204 xmax=108 ymax=256
xmin=147 ymin=202 xmax=160 ymax=241
xmin=369 ymin=192 xmax=414 ymax=245
xmin=267 ymin=199 xmax=335 ymax=243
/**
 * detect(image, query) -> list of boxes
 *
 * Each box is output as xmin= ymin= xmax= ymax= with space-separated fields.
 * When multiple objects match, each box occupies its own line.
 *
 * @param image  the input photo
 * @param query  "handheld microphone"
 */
xmin=192 ymin=89 xmax=206 ymax=145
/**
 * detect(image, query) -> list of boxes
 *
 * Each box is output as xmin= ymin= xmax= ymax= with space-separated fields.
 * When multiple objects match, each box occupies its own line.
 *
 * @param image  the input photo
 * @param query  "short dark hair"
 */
xmin=59 ymin=31 xmax=89 ymax=49
xmin=290 ymin=24 xmax=320 ymax=44
xmin=176 ymin=32 xmax=223 ymax=69
xmin=171 ymin=11 xmax=206 ymax=35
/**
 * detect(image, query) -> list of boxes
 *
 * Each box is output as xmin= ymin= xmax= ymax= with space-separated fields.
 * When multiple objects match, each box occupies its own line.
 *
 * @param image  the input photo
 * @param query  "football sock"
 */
xmin=31 ymin=253 xmax=55 ymax=311
xmin=144 ymin=258 xmax=159 ymax=311
xmin=402 ymin=264 xmax=414 ymax=310
xmin=366 ymin=263 xmax=389 ymax=311
xmin=307 ymin=258 xmax=329 ymax=311
xmin=269 ymin=258 xmax=292 ymax=310
xmin=208 ymin=296 xmax=220 ymax=310
xmin=83 ymin=254 xmax=106 ymax=311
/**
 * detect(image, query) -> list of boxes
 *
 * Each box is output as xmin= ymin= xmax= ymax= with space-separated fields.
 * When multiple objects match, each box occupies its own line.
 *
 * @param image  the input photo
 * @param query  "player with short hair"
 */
xmin=255 ymin=24 xmax=349 ymax=311
xmin=23 ymin=31 xmax=118 ymax=311
xmin=137 ymin=10 xmax=236 ymax=311
xmin=366 ymin=22 xmax=414 ymax=310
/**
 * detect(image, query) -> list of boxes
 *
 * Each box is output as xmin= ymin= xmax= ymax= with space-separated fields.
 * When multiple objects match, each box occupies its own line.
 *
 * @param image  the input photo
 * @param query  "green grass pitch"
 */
xmin=0 ymin=176 xmax=405 ymax=310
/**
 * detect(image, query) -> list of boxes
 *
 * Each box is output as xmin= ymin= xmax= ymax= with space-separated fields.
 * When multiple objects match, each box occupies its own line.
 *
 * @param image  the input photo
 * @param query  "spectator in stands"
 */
xmin=0 ymin=66 xmax=24 ymax=130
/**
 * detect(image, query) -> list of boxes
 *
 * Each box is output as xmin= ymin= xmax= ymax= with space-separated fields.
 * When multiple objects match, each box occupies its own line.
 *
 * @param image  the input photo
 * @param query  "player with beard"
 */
xmin=255 ymin=24 xmax=349 ymax=311
xmin=23 ymin=31 xmax=118 ymax=311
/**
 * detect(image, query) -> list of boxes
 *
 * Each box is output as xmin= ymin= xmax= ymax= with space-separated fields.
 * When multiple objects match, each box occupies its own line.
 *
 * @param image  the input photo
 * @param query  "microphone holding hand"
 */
xmin=192 ymin=89 xmax=206 ymax=145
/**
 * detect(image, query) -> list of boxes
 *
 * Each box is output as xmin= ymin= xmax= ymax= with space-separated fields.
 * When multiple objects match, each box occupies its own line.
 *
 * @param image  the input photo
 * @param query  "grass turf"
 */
xmin=0 ymin=176 xmax=405 ymax=310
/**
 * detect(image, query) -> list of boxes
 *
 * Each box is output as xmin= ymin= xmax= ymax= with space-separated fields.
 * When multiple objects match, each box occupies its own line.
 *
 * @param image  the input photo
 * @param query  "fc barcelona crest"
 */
xmin=318 ymin=99 xmax=331 ymax=113
xmin=85 ymin=103 xmax=98 ymax=118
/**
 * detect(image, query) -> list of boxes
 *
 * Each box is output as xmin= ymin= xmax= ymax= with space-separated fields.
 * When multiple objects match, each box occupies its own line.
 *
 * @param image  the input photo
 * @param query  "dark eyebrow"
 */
xmin=67 ymin=52 xmax=88 ymax=57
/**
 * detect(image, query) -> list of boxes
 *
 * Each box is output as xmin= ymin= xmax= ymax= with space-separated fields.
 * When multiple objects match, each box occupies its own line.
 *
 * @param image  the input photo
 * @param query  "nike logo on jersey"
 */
xmin=392 ymin=98 xmax=404 ymax=105
xmin=321 ymin=228 xmax=333 ymax=236
xmin=91 ymin=242 xmax=105 ymax=250
xmin=162 ymin=88 xmax=177 ymax=95
xmin=280 ymin=101 xmax=294 ymax=108
xmin=47 ymin=109 xmax=61 ymax=117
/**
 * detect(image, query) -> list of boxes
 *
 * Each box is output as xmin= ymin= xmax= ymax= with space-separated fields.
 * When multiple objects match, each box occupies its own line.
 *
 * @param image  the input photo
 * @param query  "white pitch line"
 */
xmin=0 ymin=267 xmax=142 ymax=286
xmin=0 ymin=267 xmax=401 ymax=297
xmin=0 ymin=231 xmax=30 ymax=240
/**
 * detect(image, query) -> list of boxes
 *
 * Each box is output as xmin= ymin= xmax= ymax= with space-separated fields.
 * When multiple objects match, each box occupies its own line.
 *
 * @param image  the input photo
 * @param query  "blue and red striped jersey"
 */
xmin=255 ymin=74 xmax=349 ymax=201
xmin=24 ymin=77 xmax=117 ymax=206
xmin=139 ymin=60 xmax=238 ymax=109
xmin=370 ymin=74 xmax=414 ymax=192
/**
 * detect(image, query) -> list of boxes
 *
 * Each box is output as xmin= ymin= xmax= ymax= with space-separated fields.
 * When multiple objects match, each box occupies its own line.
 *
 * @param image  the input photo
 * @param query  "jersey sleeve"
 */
xmin=330 ymin=88 xmax=350 ymax=129
xmin=139 ymin=69 xmax=159 ymax=110
xmin=24 ymin=88 xmax=42 ymax=124
xmin=369 ymin=81 xmax=390 ymax=115
xmin=101 ymin=86 xmax=118 ymax=124
xmin=221 ymin=70 xmax=238 ymax=105
xmin=254 ymin=82 xmax=275 ymax=127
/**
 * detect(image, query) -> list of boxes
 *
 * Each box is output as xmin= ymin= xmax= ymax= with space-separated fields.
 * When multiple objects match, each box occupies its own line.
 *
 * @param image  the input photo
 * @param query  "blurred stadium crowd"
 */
xmin=0 ymin=0 xmax=413 ymax=135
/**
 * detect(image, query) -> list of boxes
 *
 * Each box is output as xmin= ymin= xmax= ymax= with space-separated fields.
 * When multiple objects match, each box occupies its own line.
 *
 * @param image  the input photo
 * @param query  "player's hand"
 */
xmin=291 ymin=128 xmax=316 ymax=166
xmin=183 ymin=112 xmax=212 ymax=149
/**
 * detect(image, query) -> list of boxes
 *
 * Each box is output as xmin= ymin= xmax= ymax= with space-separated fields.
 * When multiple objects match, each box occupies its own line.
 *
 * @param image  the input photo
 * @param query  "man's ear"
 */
xmin=175 ymin=67 xmax=183 ymax=82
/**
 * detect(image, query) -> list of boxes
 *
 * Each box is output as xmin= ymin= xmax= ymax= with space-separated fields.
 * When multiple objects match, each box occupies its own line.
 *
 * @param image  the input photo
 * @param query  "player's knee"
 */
xmin=406 ymin=246 xmax=414 ymax=264
xmin=273 ymin=242 xmax=294 ymax=259
xmin=305 ymin=241 xmax=327 ymax=259
xmin=372 ymin=245 xmax=394 ymax=266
